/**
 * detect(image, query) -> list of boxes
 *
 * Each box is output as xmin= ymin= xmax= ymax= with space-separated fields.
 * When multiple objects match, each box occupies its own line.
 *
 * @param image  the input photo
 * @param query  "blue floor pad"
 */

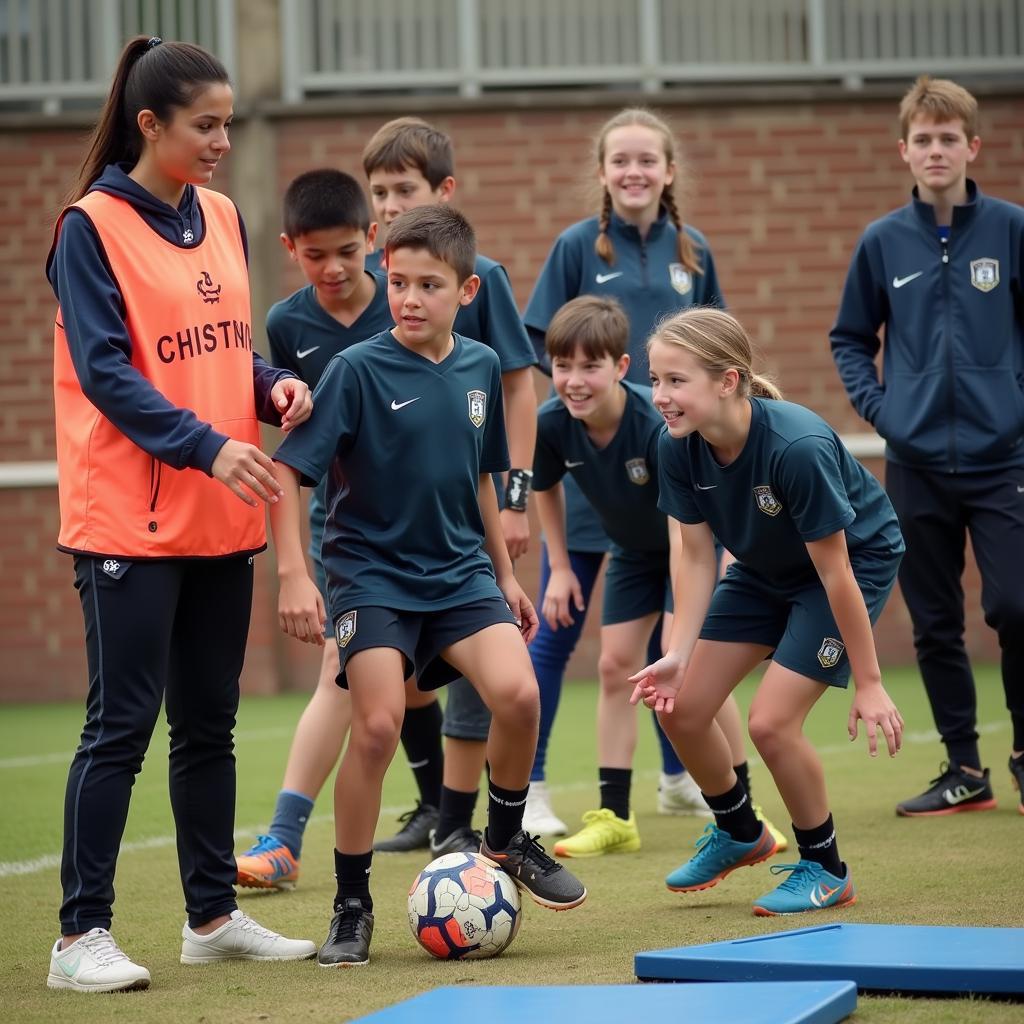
xmin=635 ymin=923 xmax=1024 ymax=995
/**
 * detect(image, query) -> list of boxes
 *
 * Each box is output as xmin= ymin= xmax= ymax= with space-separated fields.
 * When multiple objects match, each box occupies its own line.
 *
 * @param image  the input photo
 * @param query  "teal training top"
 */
xmin=657 ymin=398 xmax=904 ymax=590
xmin=533 ymin=381 xmax=667 ymax=554
xmin=274 ymin=330 xmax=510 ymax=613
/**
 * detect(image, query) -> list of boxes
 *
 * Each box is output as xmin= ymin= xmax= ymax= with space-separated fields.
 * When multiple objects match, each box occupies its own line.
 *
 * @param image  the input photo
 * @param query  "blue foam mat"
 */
xmin=352 ymin=981 xmax=857 ymax=1024
xmin=635 ymin=924 xmax=1024 ymax=995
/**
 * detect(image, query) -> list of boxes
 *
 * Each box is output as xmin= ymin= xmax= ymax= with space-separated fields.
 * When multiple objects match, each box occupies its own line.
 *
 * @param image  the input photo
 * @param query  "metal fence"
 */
xmin=0 ymin=0 xmax=235 ymax=112
xmin=280 ymin=0 xmax=1024 ymax=100
xmin=1 ymin=1 xmax=1022 ymax=111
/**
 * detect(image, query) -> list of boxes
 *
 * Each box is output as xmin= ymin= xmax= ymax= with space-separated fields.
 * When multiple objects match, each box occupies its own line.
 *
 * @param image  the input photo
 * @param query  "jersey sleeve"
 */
xmin=531 ymin=406 xmax=567 ymax=491
xmin=523 ymin=230 xmax=584 ymax=336
xmin=656 ymin=431 xmax=703 ymax=524
xmin=479 ymin=358 xmax=511 ymax=474
xmin=273 ymin=352 xmax=361 ymax=487
xmin=266 ymin=301 xmax=300 ymax=377
xmin=476 ymin=264 xmax=537 ymax=372
xmin=774 ymin=435 xmax=856 ymax=542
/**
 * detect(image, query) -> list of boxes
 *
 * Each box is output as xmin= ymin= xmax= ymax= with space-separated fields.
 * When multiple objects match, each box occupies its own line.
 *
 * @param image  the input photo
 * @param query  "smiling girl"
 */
xmin=46 ymin=37 xmax=315 ymax=992
xmin=521 ymin=108 xmax=745 ymax=836
xmin=631 ymin=307 xmax=905 ymax=916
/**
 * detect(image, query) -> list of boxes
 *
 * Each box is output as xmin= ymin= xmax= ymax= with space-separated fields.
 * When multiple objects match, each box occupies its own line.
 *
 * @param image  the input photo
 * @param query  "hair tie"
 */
xmin=146 ymin=36 xmax=162 ymax=49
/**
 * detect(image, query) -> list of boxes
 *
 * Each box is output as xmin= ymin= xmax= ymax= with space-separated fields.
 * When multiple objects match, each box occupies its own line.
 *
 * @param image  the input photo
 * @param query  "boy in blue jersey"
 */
xmin=831 ymin=76 xmax=1024 ymax=817
xmin=534 ymin=295 xmax=676 ymax=857
xmin=632 ymin=308 xmax=905 ymax=917
xmin=361 ymin=117 xmax=540 ymax=857
xmin=271 ymin=206 xmax=586 ymax=966
xmin=235 ymin=170 xmax=394 ymax=891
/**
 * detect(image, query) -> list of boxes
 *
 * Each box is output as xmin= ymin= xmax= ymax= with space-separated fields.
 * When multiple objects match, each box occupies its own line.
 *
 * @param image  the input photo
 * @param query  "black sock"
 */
xmin=734 ymin=761 xmax=751 ymax=800
xmin=793 ymin=814 xmax=843 ymax=877
xmin=435 ymin=785 xmax=478 ymax=842
xmin=704 ymin=779 xmax=760 ymax=843
xmin=485 ymin=781 xmax=529 ymax=850
xmin=598 ymin=767 xmax=632 ymax=820
xmin=400 ymin=701 xmax=444 ymax=808
xmin=334 ymin=849 xmax=373 ymax=913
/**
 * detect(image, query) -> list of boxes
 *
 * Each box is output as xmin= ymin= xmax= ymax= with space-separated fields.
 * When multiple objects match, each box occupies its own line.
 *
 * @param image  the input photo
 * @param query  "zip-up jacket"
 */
xmin=831 ymin=181 xmax=1024 ymax=472
xmin=48 ymin=167 xmax=294 ymax=558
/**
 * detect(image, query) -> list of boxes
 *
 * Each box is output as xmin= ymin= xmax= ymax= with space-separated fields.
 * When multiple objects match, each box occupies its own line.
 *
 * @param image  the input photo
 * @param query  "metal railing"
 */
xmin=0 ymin=0 xmax=236 ymax=112
xmin=280 ymin=0 xmax=1024 ymax=101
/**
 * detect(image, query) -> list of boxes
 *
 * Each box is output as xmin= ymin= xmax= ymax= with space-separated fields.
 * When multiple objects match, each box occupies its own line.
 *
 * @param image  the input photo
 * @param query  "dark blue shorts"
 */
xmin=333 ymin=597 xmax=518 ymax=691
xmin=698 ymin=556 xmax=899 ymax=687
xmin=602 ymin=546 xmax=672 ymax=626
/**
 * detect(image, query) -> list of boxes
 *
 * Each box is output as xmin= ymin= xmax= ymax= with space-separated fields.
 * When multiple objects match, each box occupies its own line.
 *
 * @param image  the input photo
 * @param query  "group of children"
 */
xmin=50 ymin=33 xmax=1020 ymax=993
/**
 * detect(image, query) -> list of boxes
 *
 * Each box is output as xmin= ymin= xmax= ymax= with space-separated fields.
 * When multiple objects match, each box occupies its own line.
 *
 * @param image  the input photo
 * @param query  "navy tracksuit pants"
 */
xmin=60 ymin=554 xmax=253 ymax=934
xmin=886 ymin=461 xmax=1024 ymax=768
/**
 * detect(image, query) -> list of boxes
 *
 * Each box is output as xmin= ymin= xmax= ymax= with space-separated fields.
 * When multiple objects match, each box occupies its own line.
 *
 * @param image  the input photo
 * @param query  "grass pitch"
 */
xmin=2 ymin=666 xmax=1021 ymax=1022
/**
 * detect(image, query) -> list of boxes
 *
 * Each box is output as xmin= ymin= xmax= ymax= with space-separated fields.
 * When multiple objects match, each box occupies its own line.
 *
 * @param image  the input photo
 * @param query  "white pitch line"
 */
xmin=0 ymin=720 xmax=1009 ymax=879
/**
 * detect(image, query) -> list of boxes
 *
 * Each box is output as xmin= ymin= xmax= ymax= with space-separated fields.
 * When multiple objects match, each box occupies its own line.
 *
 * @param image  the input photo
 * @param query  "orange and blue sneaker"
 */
xmin=665 ymin=821 xmax=778 ymax=892
xmin=235 ymin=834 xmax=300 ymax=891
xmin=752 ymin=859 xmax=856 ymax=916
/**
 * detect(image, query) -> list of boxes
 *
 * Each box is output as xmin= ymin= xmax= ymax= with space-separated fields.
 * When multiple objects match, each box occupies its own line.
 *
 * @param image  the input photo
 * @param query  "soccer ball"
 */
xmin=408 ymin=852 xmax=522 ymax=959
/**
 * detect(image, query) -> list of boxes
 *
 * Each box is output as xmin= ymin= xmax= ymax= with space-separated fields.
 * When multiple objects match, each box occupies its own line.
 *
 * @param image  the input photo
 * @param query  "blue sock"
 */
xmin=528 ymin=546 xmax=604 ymax=782
xmin=268 ymin=789 xmax=315 ymax=858
xmin=647 ymin=618 xmax=685 ymax=775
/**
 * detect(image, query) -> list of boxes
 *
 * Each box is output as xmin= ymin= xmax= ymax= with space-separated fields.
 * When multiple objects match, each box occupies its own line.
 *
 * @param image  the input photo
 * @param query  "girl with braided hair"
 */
xmin=520 ymin=108 xmax=784 ymax=850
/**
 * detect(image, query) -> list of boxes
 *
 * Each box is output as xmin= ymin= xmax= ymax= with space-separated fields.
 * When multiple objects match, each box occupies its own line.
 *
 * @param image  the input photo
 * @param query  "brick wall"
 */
xmin=3 ymin=91 xmax=1022 ymax=701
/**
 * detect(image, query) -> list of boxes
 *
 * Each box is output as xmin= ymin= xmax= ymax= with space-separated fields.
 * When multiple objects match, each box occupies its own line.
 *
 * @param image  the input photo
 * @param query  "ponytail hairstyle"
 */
xmin=648 ymin=307 xmax=782 ymax=401
xmin=593 ymin=107 xmax=701 ymax=276
xmin=66 ymin=36 xmax=229 ymax=204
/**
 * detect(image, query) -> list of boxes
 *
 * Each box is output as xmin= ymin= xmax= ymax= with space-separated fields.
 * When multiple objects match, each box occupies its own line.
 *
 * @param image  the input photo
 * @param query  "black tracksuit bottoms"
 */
xmin=886 ymin=461 xmax=1024 ymax=768
xmin=59 ymin=554 xmax=253 ymax=935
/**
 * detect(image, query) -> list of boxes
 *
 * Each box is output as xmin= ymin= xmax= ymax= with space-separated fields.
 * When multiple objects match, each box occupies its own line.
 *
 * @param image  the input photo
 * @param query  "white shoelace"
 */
xmin=80 ymin=930 xmax=131 ymax=965
xmin=233 ymin=914 xmax=279 ymax=940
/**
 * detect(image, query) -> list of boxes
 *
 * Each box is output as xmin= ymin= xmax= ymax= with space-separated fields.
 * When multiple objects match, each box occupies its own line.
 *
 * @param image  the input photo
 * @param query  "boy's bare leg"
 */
xmin=282 ymin=643 xmax=350 ymax=796
xmin=334 ymin=648 xmax=408 ymax=852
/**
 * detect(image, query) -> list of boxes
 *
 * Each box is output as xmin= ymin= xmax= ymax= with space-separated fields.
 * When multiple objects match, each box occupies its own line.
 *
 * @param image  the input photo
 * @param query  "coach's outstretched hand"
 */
xmin=212 ymin=439 xmax=284 ymax=506
xmin=628 ymin=652 xmax=686 ymax=714
xmin=272 ymin=377 xmax=313 ymax=432
xmin=848 ymin=682 xmax=904 ymax=757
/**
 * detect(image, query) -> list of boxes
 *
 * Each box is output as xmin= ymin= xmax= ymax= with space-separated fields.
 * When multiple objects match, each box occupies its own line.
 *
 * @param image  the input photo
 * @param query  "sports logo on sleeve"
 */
xmin=669 ymin=263 xmax=693 ymax=296
xmin=753 ymin=484 xmax=783 ymax=516
xmin=817 ymin=636 xmax=845 ymax=669
xmin=336 ymin=610 xmax=357 ymax=648
xmin=467 ymin=390 xmax=487 ymax=428
xmin=969 ymin=258 xmax=999 ymax=293
xmin=625 ymin=458 xmax=650 ymax=485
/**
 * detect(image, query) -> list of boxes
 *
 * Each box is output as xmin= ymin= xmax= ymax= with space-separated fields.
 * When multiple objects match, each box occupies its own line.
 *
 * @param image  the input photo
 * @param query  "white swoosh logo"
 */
xmin=391 ymin=398 xmax=420 ymax=411
xmin=696 ymin=483 xmax=717 ymax=490
xmin=296 ymin=346 xmax=320 ymax=359
xmin=565 ymin=460 xmax=584 ymax=468
xmin=892 ymin=272 xmax=923 ymax=289
xmin=595 ymin=272 xmax=623 ymax=284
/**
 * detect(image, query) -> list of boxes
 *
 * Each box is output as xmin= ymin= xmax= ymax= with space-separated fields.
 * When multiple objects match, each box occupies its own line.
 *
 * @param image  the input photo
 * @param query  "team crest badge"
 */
xmin=467 ymin=390 xmax=486 ymax=428
xmin=669 ymin=263 xmax=693 ymax=296
xmin=625 ymin=458 xmax=650 ymax=485
xmin=970 ymin=258 xmax=999 ymax=292
xmin=817 ymin=636 xmax=845 ymax=669
xmin=335 ymin=611 xmax=357 ymax=648
xmin=753 ymin=484 xmax=783 ymax=517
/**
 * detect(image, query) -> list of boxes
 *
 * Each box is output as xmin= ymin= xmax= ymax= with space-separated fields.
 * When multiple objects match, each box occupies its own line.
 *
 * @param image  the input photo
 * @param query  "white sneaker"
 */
xmin=180 ymin=910 xmax=317 ymax=964
xmin=46 ymin=928 xmax=151 ymax=993
xmin=657 ymin=771 xmax=713 ymax=817
xmin=522 ymin=780 xmax=568 ymax=836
